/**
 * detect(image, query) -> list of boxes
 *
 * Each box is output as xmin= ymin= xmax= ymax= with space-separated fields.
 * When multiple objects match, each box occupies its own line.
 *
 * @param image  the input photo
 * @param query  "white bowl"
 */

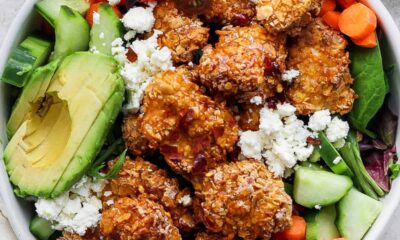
xmin=1 ymin=0 xmax=400 ymax=239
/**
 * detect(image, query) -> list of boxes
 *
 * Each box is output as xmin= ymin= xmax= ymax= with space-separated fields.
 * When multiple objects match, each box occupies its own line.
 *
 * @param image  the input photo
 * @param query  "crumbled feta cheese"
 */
xmin=326 ymin=117 xmax=350 ymax=142
xmin=308 ymin=110 xmax=331 ymax=131
xmin=282 ymin=69 xmax=300 ymax=83
xmin=124 ymin=30 xmax=136 ymax=41
xmin=277 ymin=103 xmax=296 ymax=117
xmin=111 ymin=38 xmax=127 ymax=63
xmin=93 ymin=12 xmax=100 ymax=25
xmin=119 ymin=31 xmax=174 ymax=113
xmin=35 ymin=176 xmax=105 ymax=236
xmin=237 ymin=131 xmax=264 ymax=160
xmin=178 ymin=195 xmax=192 ymax=206
xmin=122 ymin=6 xmax=155 ymax=34
xmin=106 ymin=199 xmax=114 ymax=206
xmin=238 ymin=103 xmax=315 ymax=177
xmin=99 ymin=32 xmax=105 ymax=39
xmin=108 ymin=0 xmax=120 ymax=6
xmin=315 ymin=205 xmax=322 ymax=210
xmin=333 ymin=157 xmax=342 ymax=165
xmin=103 ymin=191 xmax=112 ymax=197
xmin=250 ymin=96 xmax=263 ymax=105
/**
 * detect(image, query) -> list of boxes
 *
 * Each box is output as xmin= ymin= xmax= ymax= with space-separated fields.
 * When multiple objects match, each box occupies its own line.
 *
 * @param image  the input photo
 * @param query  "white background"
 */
xmin=0 ymin=0 xmax=399 ymax=239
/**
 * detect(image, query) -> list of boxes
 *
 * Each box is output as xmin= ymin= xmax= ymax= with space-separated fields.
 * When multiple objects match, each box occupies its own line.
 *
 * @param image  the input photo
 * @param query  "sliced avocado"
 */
xmin=35 ymin=0 xmax=90 ymax=27
xmin=89 ymin=3 xmax=124 ymax=55
xmin=50 ymin=6 xmax=90 ymax=61
xmin=6 ymin=60 xmax=60 ymax=138
xmin=4 ymin=52 xmax=124 ymax=198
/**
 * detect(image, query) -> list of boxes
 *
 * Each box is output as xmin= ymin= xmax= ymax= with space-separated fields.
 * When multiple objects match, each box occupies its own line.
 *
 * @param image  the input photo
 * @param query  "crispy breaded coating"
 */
xmin=192 ymin=160 xmax=292 ymax=239
xmin=140 ymin=68 xmax=238 ymax=175
xmin=195 ymin=231 xmax=235 ymax=240
xmin=100 ymin=197 xmax=181 ymax=240
xmin=198 ymin=25 xmax=286 ymax=103
xmin=122 ymin=114 xmax=150 ymax=156
xmin=238 ymin=104 xmax=262 ymax=131
xmin=103 ymin=157 xmax=196 ymax=231
xmin=204 ymin=0 xmax=256 ymax=26
xmin=255 ymin=0 xmax=321 ymax=33
xmin=58 ymin=229 xmax=99 ymax=240
xmin=154 ymin=0 xmax=209 ymax=64
xmin=287 ymin=19 xmax=356 ymax=115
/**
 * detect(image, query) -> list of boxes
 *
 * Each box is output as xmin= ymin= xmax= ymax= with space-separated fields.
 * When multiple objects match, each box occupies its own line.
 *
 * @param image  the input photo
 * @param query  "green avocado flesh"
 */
xmin=4 ymin=52 xmax=124 ymax=198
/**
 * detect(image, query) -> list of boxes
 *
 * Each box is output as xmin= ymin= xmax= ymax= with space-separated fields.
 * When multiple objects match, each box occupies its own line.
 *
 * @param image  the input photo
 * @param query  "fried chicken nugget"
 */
xmin=141 ymin=68 xmax=238 ymax=175
xmin=255 ymin=0 xmax=321 ymax=33
xmin=192 ymin=160 xmax=292 ymax=239
xmin=122 ymin=114 xmax=150 ymax=156
xmin=100 ymin=197 xmax=181 ymax=240
xmin=195 ymin=231 xmax=235 ymax=240
xmin=199 ymin=25 xmax=287 ymax=102
xmin=204 ymin=0 xmax=256 ymax=26
xmin=154 ymin=0 xmax=209 ymax=64
xmin=287 ymin=19 xmax=356 ymax=115
xmin=58 ymin=229 xmax=100 ymax=240
xmin=104 ymin=157 xmax=196 ymax=231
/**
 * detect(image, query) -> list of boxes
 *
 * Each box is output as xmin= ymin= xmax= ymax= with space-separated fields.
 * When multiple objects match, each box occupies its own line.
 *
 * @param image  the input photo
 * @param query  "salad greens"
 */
xmin=340 ymin=131 xmax=385 ymax=199
xmin=348 ymin=43 xmax=387 ymax=138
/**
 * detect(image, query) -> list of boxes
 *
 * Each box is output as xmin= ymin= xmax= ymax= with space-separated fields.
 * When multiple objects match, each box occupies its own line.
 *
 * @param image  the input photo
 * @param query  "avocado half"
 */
xmin=4 ymin=52 xmax=124 ymax=198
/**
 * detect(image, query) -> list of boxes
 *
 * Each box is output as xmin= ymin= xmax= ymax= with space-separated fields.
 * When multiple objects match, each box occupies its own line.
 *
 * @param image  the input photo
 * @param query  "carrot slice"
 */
xmin=338 ymin=3 xmax=377 ymax=40
xmin=337 ymin=0 xmax=356 ymax=9
xmin=319 ymin=0 xmax=336 ymax=16
xmin=272 ymin=216 xmax=307 ymax=240
xmin=352 ymin=32 xmax=377 ymax=48
xmin=86 ymin=3 xmax=122 ymax=26
xmin=322 ymin=11 xmax=341 ymax=31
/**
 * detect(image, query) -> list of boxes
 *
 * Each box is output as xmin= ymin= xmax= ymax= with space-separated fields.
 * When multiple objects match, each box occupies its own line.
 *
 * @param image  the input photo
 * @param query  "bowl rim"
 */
xmin=1 ymin=0 xmax=400 ymax=239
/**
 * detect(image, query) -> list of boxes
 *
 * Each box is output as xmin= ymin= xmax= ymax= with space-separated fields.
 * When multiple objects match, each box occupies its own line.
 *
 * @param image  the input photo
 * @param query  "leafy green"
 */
xmin=339 ymin=131 xmax=385 ymax=199
xmin=88 ymin=137 xmax=127 ymax=180
xmin=389 ymin=163 xmax=400 ymax=180
xmin=348 ymin=44 xmax=387 ymax=138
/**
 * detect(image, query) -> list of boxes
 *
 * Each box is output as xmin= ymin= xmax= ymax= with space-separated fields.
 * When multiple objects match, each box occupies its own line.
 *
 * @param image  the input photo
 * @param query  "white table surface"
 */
xmin=0 ymin=0 xmax=399 ymax=239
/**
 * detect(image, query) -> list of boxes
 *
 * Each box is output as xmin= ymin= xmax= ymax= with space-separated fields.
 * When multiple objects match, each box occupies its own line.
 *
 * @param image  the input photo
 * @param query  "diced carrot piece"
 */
xmin=337 ymin=0 xmax=356 ymax=9
xmin=89 ymin=0 xmax=107 ymax=4
xmin=322 ymin=11 xmax=341 ymax=31
xmin=352 ymin=32 xmax=377 ymax=48
xmin=272 ymin=216 xmax=306 ymax=240
xmin=86 ymin=3 xmax=122 ymax=26
xmin=338 ymin=3 xmax=377 ymax=40
xmin=319 ymin=0 xmax=337 ymax=16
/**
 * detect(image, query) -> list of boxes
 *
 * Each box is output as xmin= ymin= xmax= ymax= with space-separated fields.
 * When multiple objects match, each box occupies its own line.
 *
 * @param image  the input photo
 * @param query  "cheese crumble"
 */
xmin=35 ymin=176 xmax=105 ymax=236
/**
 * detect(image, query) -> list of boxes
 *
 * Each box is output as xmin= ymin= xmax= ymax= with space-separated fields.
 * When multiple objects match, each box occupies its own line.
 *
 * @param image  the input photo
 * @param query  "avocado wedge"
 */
xmin=4 ymin=52 xmax=124 ymax=198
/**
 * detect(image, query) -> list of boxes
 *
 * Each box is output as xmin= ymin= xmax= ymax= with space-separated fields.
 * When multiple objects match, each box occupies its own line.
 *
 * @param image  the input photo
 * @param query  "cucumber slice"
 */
xmin=50 ymin=6 xmax=90 ymax=61
xmin=306 ymin=205 xmax=341 ymax=240
xmin=299 ymin=162 xmax=329 ymax=171
xmin=336 ymin=188 xmax=382 ymax=240
xmin=89 ymin=3 xmax=124 ymax=55
xmin=319 ymin=132 xmax=353 ymax=177
xmin=29 ymin=215 xmax=55 ymax=240
xmin=35 ymin=0 xmax=89 ymax=27
xmin=1 ymin=36 xmax=52 ymax=87
xmin=293 ymin=167 xmax=353 ymax=208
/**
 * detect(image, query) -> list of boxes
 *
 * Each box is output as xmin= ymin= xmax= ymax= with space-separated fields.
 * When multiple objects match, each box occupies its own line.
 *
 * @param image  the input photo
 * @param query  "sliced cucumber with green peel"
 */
xmin=35 ymin=0 xmax=89 ymax=27
xmin=299 ymin=162 xmax=328 ymax=171
xmin=7 ymin=60 xmax=60 ymax=137
xmin=50 ymin=6 xmax=90 ymax=61
xmin=89 ymin=3 xmax=124 ymax=55
xmin=29 ymin=215 xmax=55 ymax=240
xmin=293 ymin=167 xmax=353 ymax=208
xmin=319 ymin=132 xmax=353 ymax=177
xmin=1 ymin=36 xmax=52 ymax=87
xmin=306 ymin=205 xmax=340 ymax=240
xmin=336 ymin=188 xmax=382 ymax=240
